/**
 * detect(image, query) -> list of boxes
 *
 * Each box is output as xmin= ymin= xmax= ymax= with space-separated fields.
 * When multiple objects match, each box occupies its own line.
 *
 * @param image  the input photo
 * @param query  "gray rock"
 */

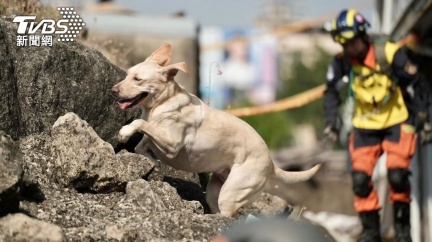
xmin=149 ymin=180 xmax=204 ymax=214
xmin=49 ymin=112 xmax=154 ymax=192
xmin=0 ymin=131 xmax=23 ymax=216
xmin=146 ymin=163 xmax=201 ymax=184
xmin=147 ymin=165 xmax=208 ymax=212
xmin=240 ymin=193 xmax=292 ymax=218
xmin=0 ymin=213 xmax=65 ymax=242
xmin=107 ymin=213 xmax=230 ymax=242
xmin=0 ymin=20 xmax=139 ymax=146
xmin=19 ymin=186 xmax=230 ymax=242
xmin=126 ymin=179 xmax=166 ymax=212
xmin=14 ymin=110 xmax=232 ymax=241
xmin=20 ymin=134 xmax=57 ymax=189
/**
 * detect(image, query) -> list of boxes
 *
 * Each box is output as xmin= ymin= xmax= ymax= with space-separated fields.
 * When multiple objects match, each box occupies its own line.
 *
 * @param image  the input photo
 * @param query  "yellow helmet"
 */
xmin=330 ymin=9 xmax=370 ymax=44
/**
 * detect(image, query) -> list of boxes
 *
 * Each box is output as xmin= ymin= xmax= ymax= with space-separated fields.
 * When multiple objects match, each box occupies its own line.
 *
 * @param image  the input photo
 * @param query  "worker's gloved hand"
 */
xmin=420 ymin=123 xmax=432 ymax=145
xmin=418 ymin=112 xmax=432 ymax=145
xmin=323 ymin=125 xmax=339 ymax=144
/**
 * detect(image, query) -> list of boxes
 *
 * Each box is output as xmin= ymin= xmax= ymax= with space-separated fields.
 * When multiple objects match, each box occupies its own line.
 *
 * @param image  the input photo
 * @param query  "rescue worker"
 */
xmin=323 ymin=9 xmax=431 ymax=242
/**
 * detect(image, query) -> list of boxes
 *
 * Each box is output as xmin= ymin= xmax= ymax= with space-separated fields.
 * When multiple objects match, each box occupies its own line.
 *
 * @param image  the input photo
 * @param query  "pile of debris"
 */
xmin=0 ymin=113 xmax=293 ymax=241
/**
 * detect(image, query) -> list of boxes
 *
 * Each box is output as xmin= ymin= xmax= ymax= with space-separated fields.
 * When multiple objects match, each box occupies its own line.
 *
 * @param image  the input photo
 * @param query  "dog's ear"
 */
xmin=162 ymin=62 xmax=189 ymax=79
xmin=145 ymin=43 xmax=172 ymax=66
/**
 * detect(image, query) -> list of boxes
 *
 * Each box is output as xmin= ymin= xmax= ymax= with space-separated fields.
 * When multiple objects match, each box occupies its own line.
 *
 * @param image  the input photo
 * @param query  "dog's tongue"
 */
xmin=117 ymin=101 xmax=133 ymax=110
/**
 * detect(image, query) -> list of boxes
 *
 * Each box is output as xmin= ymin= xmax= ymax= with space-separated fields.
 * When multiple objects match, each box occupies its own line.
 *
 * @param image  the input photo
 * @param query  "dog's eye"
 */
xmin=133 ymin=77 xmax=142 ymax=82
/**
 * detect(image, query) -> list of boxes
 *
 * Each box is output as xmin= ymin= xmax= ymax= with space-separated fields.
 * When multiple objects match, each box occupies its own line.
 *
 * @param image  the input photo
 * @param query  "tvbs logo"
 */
xmin=13 ymin=7 xmax=86 ymax=47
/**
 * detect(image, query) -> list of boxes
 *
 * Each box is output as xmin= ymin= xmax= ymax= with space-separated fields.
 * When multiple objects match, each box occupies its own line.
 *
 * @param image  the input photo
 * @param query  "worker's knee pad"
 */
xmin=352 ymin=171 xmax=373 ymax=197
xmin=387 ymin=168 xmax=410 ymax=193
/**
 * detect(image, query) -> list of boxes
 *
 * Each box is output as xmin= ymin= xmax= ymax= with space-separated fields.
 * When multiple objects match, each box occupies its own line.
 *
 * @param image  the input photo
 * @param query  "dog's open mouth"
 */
xmin=116 ymin=92 xmax=149 ymax=110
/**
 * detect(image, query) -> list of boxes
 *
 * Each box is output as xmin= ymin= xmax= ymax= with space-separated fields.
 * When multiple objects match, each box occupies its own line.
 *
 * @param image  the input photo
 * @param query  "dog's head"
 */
xmin=112 ymin=43 xmax=189 ymax=110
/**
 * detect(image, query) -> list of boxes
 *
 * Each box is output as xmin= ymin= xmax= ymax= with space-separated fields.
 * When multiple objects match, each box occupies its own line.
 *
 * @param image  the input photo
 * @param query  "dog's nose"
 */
xmin=111 ymin=86 xmax=119 ymax=97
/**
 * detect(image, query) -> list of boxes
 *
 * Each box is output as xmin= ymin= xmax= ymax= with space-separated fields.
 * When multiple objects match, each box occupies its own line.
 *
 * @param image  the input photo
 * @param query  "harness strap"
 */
xmin=346 ymin=40 xmax=400 ymax=116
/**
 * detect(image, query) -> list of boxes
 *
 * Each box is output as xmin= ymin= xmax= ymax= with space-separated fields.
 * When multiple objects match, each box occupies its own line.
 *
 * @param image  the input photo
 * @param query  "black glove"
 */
xmin=323 ymin=125 xmax=339 ymax=143
xmin=418 ymin=112 xmax=432 ymax=145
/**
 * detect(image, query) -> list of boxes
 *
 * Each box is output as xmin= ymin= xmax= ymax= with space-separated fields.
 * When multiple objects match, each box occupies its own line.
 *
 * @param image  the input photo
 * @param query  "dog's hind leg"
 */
xmin=206 ymin=174 xmax=224 ymax=214
xmin=217 ymin=163 xmax=268 ymax=217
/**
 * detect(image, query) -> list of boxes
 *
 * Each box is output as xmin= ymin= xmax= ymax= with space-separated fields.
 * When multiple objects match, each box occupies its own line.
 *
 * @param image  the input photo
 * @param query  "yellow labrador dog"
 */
xmin=112 ymin=43 xmax=321 ymax=217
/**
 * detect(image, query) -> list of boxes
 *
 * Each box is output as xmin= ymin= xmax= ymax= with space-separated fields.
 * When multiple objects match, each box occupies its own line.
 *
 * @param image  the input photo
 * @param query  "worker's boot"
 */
xmin=357 ymin=210 xmax=381 ymax=242
xmin=394 ymin=202 xmax=412 ymax=242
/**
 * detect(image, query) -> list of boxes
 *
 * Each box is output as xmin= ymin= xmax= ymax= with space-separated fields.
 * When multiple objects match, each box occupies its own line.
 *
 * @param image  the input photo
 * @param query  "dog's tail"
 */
xmin=273 ymin=164 xmax=321 ymax=184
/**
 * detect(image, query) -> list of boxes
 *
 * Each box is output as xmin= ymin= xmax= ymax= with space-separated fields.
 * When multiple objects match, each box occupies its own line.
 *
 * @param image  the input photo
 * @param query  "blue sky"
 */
xmin=115 ymin=0 xmax=374 ymax=28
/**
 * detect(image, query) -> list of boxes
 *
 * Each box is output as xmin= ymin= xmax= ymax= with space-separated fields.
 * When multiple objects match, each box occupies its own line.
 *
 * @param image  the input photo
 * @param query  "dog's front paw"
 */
xmin=118 ymin=125 xmax=136 ymax=143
